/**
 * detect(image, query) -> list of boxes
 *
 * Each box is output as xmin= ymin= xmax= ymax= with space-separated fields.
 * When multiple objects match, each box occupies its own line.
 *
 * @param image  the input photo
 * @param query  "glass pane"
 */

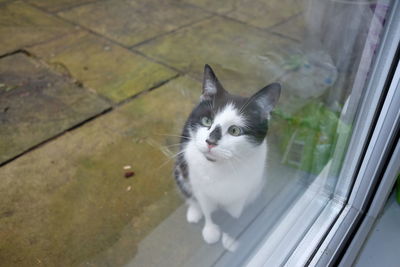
xmin=0 ymin=0 xmax=394 ymax=266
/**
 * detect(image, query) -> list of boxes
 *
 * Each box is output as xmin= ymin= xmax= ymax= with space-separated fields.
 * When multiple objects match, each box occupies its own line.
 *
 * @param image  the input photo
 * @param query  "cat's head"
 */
xmin=186 ymin=65 xmax=281 ymax=162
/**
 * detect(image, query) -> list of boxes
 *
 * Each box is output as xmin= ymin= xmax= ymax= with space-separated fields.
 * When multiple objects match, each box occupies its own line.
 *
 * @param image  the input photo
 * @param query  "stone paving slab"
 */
xmin=227 ymin=0 xmax=302 ymax=29
xmin=0 ymin=1 xmax=76 ymax=55
xmin=28 ymin=31 xmax=177 ymax=103
xmin=271 ymin=13 xmax=306 ymax=42
xmin=58 ymin=0 xmax=211 ymax=47
xmin=184 ymin=0 xmax=302 ymax=29
xmin=136 ymin=16 xmax=295 ymax=95
xmin=0 ymin=76 xmax=202 ymax=266
xmin=183 ymin=0 xmax=234 ymax=14
xmin=26 ymin=0 xmax=98 ymax=12
xmin=0 ymin=52 xmax=110 ymax=165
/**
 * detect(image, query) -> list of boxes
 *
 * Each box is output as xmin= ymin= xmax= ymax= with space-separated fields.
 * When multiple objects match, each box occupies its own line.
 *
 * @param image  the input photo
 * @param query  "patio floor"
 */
xmin=0 ymin=0 xmax=304 ymax=266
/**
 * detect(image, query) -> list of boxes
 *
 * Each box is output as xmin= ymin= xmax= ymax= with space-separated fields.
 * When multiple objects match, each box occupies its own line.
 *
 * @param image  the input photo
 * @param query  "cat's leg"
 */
xmin=186 ymin=198 xmax=203 ymax=224
xmin=196 ymin=194 xmax=221 ymax=244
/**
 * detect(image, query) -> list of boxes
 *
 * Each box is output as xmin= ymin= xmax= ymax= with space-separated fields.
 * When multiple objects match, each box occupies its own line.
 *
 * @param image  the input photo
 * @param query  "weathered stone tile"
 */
xmin=136 ymin=17 xmax=295 ymax=95
xmin=227 ymin=0 xmax=303 ymax=29
xmin=0 ymin=76 xmax=201 ymax=266
xmin=26 ymin=0 xmax=97 ymax=12
xmin=183 ymin=0 xmax=235 ymax=14
xmin=58 ymin=0 xmax=210 ymax=47
xmin=0 ymin=53 xmax=110 ymax=164
xmin=28 ymin=31 xmax=177 ymax=103
xmin=184 ymin=0 xmax=303 ymax=28
xmin=271 ymin=13 xmax=306 ymax=41
xmin=0 ymin=1 xmax=76 ymax=55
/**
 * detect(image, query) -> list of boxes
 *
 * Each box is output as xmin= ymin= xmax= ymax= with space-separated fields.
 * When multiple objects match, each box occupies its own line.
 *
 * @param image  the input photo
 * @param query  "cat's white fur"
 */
xmin=184 ymin=104 xmax=267 ymax=245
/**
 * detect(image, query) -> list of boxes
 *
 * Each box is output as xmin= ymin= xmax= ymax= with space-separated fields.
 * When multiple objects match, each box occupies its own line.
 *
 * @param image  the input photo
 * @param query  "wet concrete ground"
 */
xmin=0 ymin=0 xmax=305 ymax=266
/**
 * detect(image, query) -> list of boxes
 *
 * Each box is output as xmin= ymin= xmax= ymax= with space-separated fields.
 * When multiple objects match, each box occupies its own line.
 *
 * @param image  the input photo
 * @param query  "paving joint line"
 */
xmin=3 ymin=48 xmax=115 ymax=107
xmin=267 ymin=11 xmax=304 ymax=31
xmin=0 ymin=73 xmax=181 ymax=167
xmin=54 ymin=2 xmax=216 ymax=73
xmin=129 ymin=13 xmax=215 ymax=49
xmin=128 ymin=48 xmax=184 ymax=75
xmin=23 ymin=1 xmax=181 ymax=75
xmin=218 ymin=12 xmax=301 ymax=43
xmin=183 ymin=2 xmax=235 ymax=17
xmin=30 ymin=0 xmax=108 ymax=14
xmin=0 ymin=3 xmax=187 ymax=167
xmin=0 ymin=107 xmax=112 ymax=168
xmin=114 ymin=73 xmax=181 ymax=108
xmin=21 ymin=2 xmax=189 ymax=103
xmin=184 ymin=2 xmax=302 ymax=43
xmin=0 ymin=49 xmax=32 ymax=59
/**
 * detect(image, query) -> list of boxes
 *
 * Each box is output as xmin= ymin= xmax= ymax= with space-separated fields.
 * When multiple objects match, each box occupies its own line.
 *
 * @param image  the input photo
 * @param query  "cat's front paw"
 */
xmin=186 ymin=205 xmax=203 ymax=224
xmin=202 ymin=224 xmax=221 ymax=244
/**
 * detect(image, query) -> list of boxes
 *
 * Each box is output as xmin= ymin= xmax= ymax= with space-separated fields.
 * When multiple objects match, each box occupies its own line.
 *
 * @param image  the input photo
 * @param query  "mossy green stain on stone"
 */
xmin=136 ymin=16 xmax=295 ymax=95
xmin=183 ymin=0 xmax=302 ymax=29
xmin=0 ymin=1 xmax=76 ymax=55
xmin=26 ymin=0 xmax=96 ymax=12
xmin=58 ymin=0 xmax=210 ymax=47
xmin=227 ymin=0 xmax=302 ymax=29
xmin=271 ymin=14 xmax=306 ymax=42
xmin=0 ymin=76 xmax=201 ymax=266
xmin=183 ymin=0 xmax=235 ymax=14
xmin=28 ymin=31 xmax=177 ymax=103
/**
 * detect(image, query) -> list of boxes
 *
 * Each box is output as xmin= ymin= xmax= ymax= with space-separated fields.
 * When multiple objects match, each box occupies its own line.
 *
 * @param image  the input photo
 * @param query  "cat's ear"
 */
xmin=249 ymin=83 xmax=281 ymax=118
xmin=201 ymin=64 xmax=225 ymax=101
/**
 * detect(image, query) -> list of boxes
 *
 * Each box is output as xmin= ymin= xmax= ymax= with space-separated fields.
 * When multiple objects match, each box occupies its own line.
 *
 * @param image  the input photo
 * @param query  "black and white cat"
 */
xmin=174 ymin=65 xmax=280 ymax=248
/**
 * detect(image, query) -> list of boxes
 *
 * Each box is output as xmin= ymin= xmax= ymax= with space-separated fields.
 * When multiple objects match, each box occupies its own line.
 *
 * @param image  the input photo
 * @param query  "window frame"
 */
xmin=311 ymin=57 xmax=400 ymax=267
xmin=310 ymin=3 xmax=400 ymax=264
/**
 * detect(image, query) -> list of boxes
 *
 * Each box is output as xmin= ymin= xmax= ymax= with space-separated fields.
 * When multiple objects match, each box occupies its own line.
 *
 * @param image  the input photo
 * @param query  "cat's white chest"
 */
xmin=185 ymin=140 xmax=267 ymax=218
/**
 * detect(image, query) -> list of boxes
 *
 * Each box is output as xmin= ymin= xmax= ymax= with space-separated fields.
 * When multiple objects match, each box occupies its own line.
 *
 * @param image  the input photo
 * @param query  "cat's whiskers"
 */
xmin=211 ymin=93 xmax=217 ymax=112
xmin=239 ymin=97 xmax=254 ymax=114
xmin=228 ymin=151 xmax=244 ymax=164
xmin=167 ymin=149 xmax=186 ymax=160
xmin=156 ymin=150 xmax=186 ymax=171
xmin=156 ymin=133 xmax=191 ymax=141
xmin=227 ymin=155 xmax=241 ymax=178
xmin=162 ymin=143 xmax=183 ymax=148
xmin=215 ymin=147 xmax=233 ymax=159
xmin=206 ymin=100 xmax=214 ymax=114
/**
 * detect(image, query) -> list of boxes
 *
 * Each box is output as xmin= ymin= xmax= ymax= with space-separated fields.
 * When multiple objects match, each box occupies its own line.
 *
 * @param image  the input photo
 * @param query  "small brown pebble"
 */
xmin=124 ymin=171 xmax=135 ymax=178
xmin=126 ymin=186 xmax=132 ymax=191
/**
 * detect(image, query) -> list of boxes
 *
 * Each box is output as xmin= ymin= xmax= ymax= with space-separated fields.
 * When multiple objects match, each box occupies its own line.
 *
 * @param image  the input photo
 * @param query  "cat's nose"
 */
xmin=206 ymin=125 xmax=221 ymax=149
xmin=206 ymin=139 xmax=217 ymax=149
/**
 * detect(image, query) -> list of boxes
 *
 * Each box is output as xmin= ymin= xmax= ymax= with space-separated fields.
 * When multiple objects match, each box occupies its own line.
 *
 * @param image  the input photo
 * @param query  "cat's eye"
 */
xmin=228 ymin=125 xmax=242 ymax=136
xmin=201 ymin=117 xmax=212 ymax=127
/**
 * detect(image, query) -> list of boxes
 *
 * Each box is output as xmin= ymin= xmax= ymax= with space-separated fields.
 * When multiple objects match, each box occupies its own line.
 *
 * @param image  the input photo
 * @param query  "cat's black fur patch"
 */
xmin=207 ymin=125 xmax=222 ymax=145
xmin=174 ymin=65 xmax=280 ymax=199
